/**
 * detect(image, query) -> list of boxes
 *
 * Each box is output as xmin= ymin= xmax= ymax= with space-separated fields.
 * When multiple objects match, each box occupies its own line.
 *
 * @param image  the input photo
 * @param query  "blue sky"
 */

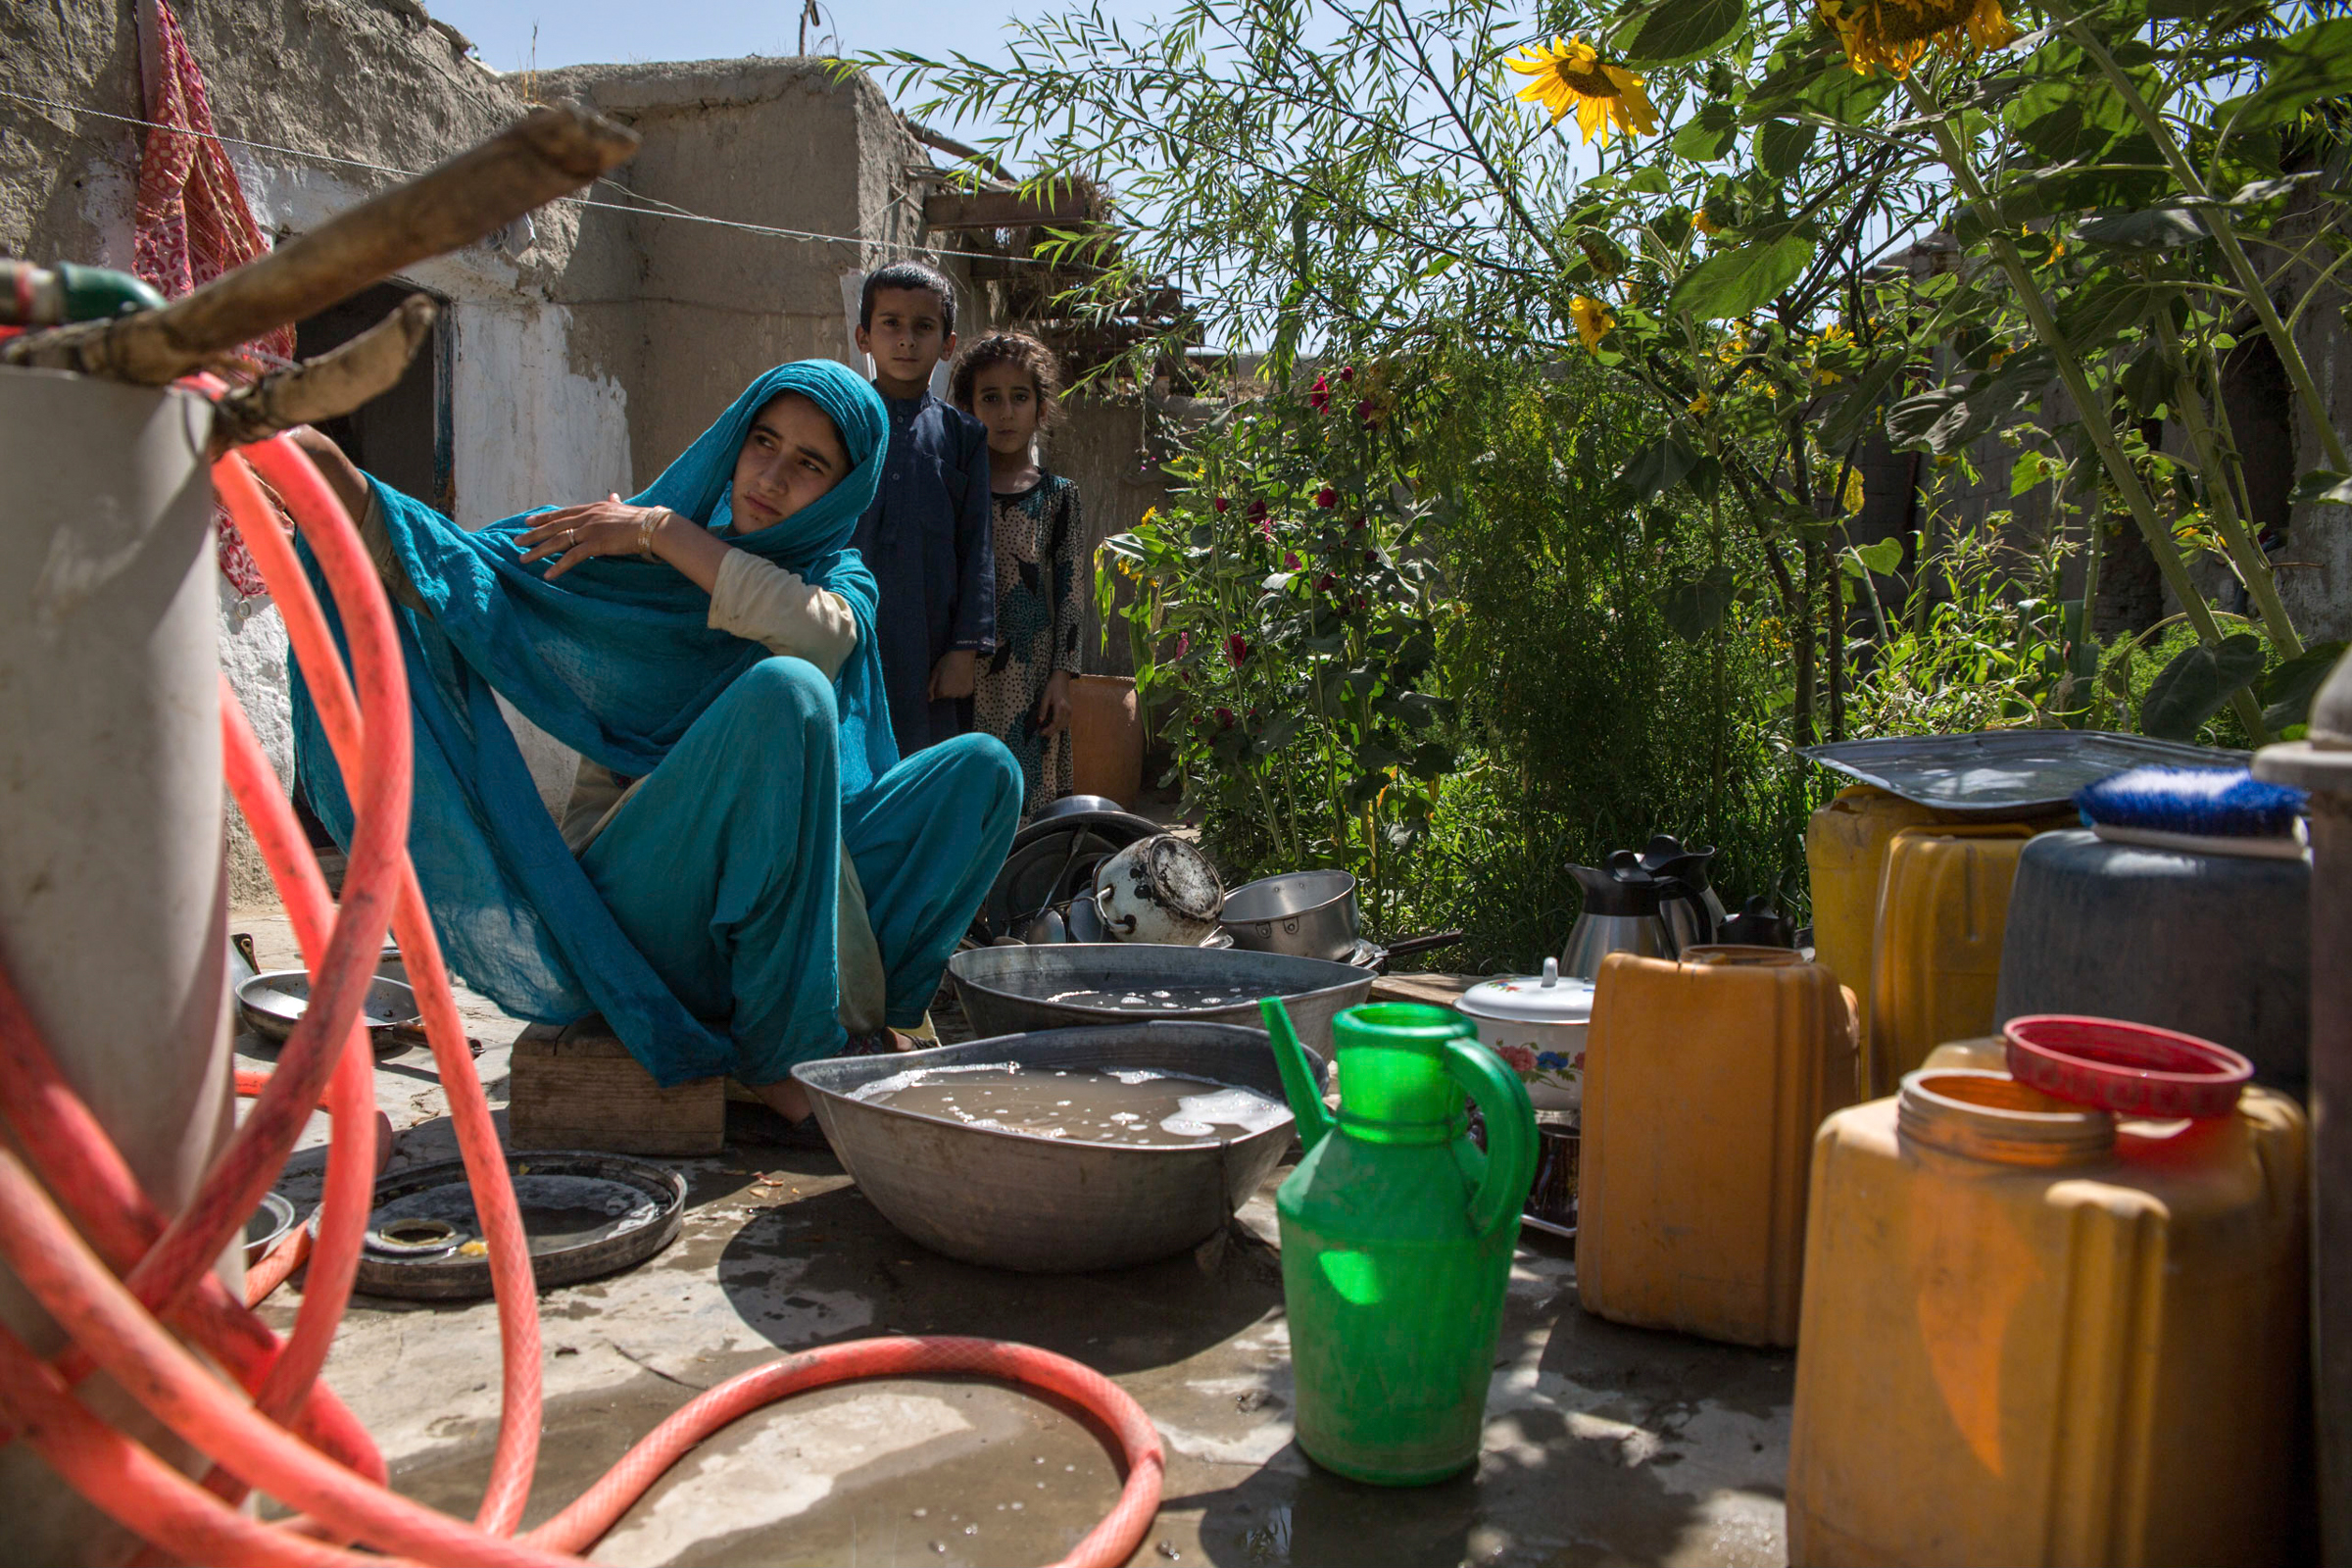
xmin=425 ymin=0 xmax=1160 ymax=139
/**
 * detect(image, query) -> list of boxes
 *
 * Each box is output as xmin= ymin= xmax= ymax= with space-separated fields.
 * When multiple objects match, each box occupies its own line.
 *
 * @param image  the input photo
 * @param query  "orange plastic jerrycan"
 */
xmin=1867 ymin=823 xmax=2036 ymax=1098
xmin=1788 ymin=1070 xmax=2309 ymax=1567
xmin=1806 ymin=785 xmax=1951 ymax=1044
xmin=1576 ymin=946 xmax=1860 ymax=1347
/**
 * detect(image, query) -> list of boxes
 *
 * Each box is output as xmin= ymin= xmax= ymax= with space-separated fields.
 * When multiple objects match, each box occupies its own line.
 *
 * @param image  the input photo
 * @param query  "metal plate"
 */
xmin=975 ymin=824 xmax=1142 ymax=943
xmin=1798 ymin=730 xmax=2247 ymax=816
xmin=349 ymin=1152 xmax=685 ymax=1301
xmin=238 ymin=968 xmax=420 ymax=1045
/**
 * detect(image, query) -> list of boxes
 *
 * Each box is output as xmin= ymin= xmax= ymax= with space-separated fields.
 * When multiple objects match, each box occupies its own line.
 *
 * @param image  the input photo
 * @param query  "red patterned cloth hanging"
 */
xmin=134 ymin=0 xmax=294 ymax=598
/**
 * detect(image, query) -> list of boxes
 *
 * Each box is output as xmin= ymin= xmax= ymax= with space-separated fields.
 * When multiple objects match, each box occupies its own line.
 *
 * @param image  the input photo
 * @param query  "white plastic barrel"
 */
xmin=0 ymin=364 xmax=234 ymax=1556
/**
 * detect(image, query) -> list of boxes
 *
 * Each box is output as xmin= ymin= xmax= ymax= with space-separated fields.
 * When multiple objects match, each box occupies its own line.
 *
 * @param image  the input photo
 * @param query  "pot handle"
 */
xmin=1442 ymin=1040 xmax=1537 ymax=1240
xmin=1093 ymin=880 xmax=1136 ymax=937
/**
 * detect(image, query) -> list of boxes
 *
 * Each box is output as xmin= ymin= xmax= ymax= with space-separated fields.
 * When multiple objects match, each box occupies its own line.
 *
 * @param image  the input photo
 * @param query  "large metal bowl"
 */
xmin=793 ymin=1022 xmax=1321 ymax=1272
xmin=947 ymin=943 xmax=1374 ymax=1056
xmin=1220 ymin=869 xmax=1359 ymax=959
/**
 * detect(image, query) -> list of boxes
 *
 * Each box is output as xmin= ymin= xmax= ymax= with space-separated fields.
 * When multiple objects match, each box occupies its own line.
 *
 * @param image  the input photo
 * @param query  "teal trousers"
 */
xmin=579 ymin=657 xmax=1019 ymax=1084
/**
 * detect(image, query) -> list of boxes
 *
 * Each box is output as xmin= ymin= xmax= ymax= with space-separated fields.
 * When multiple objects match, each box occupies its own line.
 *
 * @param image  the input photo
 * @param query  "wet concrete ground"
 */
xmin=235 ymin=912 xmax=1792 ymax=1567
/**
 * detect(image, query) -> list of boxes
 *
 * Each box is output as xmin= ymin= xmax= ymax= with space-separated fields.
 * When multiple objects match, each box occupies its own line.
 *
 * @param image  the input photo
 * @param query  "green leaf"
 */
xmin=2077 ymin=207 xmax=2209 ymax=251
xmin=1800 ymin=68 xmax=1894 ymax=125
xmin=2259 ymin=640 xmax=2349 ymax=732
xmin=2140 ymin=634 xmax=2266 ymax=740
xmin=1817 ymin=352 xmax=1913 ymax=450
xmin=1667 ymin=233 xmax=1815 ymax=320
xmin=2290 ymin=469 xmax=2352 ymax=507
xmin=1618 ymin=433 xmax=1702 ymax=501
xmin=1253 ymin=712 xmax=1306 ymax=756
xmin=1615 ymin=0 xmax=1746 ymax=67
xmin=2053 ymin=273 xmax=2160 ymax=348
xmin=1885 ymin=351 xmax=2057 ymax=454
xmin=2119 ymin=345 xmax=2174 ymax=418
xmin=2006 ymin=75 xmax=2134 ymax=163
xmin=1853 ymin=537 xmax=1904 ymax=575
xmin=1672 ymin=101 xmax=1741 ymax=162
xmin=2011 ymin=450 xmax=2051 ymax=496
xmin=2232 ymin=18 xmax=2352 ymax=130
xmin=1756 ymin=119 xmax=1816 ymax=178
xmin=1658 ymin=564 xmax=1738 ymax=642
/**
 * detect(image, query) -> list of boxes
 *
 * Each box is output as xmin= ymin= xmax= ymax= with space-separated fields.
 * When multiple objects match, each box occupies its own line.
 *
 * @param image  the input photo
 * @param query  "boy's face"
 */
xmin=857 ymin=285 xmax=956 ymax=397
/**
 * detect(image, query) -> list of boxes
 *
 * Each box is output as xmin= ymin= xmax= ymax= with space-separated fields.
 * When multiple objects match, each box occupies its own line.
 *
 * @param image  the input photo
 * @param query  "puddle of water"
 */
xmin=849 ymin=1063 xmax=1289 ymax=1146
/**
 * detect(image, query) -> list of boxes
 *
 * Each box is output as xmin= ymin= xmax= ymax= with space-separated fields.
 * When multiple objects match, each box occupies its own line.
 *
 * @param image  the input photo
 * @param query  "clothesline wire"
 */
xmin=0 ymin=85 xmax=1050 ymax=268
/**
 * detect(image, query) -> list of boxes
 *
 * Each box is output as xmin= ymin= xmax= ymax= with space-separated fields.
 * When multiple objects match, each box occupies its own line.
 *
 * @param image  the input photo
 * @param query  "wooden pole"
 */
xmin=3 ymin=106 xmax=637 ymax=385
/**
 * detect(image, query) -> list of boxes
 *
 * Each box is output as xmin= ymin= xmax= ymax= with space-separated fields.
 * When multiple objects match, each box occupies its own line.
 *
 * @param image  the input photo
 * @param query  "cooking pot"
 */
xmin=1093 ymin=834 xmax=1226 ymax=945
xmin=1220 ymin=869 xmax=1359 ymax=960
xmin=1455 ymin=957 xmax=1593 ymax=1114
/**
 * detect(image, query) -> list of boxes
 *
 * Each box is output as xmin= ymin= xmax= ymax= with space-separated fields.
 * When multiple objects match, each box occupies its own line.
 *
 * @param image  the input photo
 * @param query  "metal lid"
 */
xmin=1455 ymin=957 xmax=1595 ymax=1025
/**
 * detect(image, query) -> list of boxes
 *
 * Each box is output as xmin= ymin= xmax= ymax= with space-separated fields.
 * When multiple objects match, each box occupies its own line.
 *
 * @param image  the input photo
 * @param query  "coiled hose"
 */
xmin=0 ymin=417 xmax=1164 ymax=1566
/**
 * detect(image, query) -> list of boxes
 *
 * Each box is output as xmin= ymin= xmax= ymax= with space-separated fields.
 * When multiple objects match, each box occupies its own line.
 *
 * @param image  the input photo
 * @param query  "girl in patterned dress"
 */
xmin=951 ymin=333 xmax=1087 ymax=819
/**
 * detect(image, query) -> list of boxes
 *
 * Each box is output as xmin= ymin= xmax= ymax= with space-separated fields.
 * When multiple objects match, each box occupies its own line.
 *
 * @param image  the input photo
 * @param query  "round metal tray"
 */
xmin=349 ymin=1152 xmax=686 ymax=1301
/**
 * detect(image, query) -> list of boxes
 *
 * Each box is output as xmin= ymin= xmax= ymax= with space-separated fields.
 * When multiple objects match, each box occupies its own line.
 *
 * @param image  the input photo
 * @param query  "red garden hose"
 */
xmin=0 ymin=415 xmax=1165 ymax=1566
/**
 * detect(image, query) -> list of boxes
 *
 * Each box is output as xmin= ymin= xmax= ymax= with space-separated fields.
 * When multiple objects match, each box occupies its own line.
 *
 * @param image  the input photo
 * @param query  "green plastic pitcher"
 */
xmin=1260 ymin=998 xmax=1537 ymax=1485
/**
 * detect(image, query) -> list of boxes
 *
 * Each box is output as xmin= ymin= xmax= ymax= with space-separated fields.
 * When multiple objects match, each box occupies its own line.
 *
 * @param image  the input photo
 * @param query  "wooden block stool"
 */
xmin=508 ymin=1018 xmax=723 ymax=1155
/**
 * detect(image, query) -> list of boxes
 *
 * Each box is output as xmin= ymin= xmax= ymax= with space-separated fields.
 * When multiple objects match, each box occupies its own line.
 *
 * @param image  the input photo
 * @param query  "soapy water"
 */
xmin=1041 ymin=985 xmax=1246 ymax=1011
xmin=847 ymin=1061 xmax=1290 ymax=1146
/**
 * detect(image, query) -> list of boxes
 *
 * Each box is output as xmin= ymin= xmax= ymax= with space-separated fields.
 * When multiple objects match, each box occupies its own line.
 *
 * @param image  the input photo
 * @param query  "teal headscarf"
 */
xmin=293 ymin=360 xmax=898 ymax=1070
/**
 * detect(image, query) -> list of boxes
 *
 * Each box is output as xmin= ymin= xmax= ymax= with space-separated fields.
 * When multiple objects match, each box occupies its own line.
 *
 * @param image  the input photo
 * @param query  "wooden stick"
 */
xmin=207 ymin=295 xmax=437 ymax=456
xmin=3 ymin=105 xmax=637 ymax=384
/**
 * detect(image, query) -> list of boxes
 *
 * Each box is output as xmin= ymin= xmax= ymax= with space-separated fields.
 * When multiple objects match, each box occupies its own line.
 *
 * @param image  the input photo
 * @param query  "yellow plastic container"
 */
xmin=1805 ymin=786 xmax=1952 ymax=1047
xmin=1867 ymin=824 xmax=2036 ymax=1098
xmin=1788 ymin=1070 xmax=2310 ymax=1567
xmin=1576 ymin=946 xmax=1860 ymax=1348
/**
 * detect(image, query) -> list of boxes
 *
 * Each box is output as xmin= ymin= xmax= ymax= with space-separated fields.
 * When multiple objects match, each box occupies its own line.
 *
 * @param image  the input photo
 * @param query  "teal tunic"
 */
xmin=291 ymin=361 xmax=1020 ymax=1086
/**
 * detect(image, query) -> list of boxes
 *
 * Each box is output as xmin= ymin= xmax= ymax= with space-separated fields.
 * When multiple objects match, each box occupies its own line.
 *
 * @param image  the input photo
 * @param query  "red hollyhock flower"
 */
xmin=1308 ymin=375 xmax=1331 ymax=413
xmin=1257 ymin=514 xmax=1276 ymax=542
xmin=1316 ymin=571 xmax=1337 ymax=592
xmin=1215 ymin=707 xmax=1236 ymax=728
xmin=1176 ymin=631 xmax=1191 ymax=658
xmin=1225 ymin=633 xmax=1250 ymax=666
xmin=1348 ymin=515 xmax=1366 ymax=532
xmin=1356 ymin=399 xmax=1378 ymax=425
xmin=1339 ymin=365 xmax=1355 ymax=382
xmin=1364 ymin=549 xmax=1380 ymax=565
xmin=1246 ymin=498 xmax=1269 ymax=518
xmin=1213 ymin=497 xmax=1230 ymax=514
xmin=1315 ymin=486 xmax=1338 ymax=508
xmin=1284 ymin=551 xmax=1301 ymax=569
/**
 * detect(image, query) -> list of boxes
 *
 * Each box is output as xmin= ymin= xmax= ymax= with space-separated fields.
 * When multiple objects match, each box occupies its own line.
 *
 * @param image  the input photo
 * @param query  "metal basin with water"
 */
xmin=794 ymin=1022 xmax=1322 ymax=1273
xmin=947 ymin=943 xmax=1373 ymax=1057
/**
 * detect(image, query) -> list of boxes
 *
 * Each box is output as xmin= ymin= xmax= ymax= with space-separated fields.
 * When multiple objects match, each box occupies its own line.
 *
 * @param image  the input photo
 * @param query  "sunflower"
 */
xmin=1819 ymin=0 xmax=2021 ymax=76
xmin=1569 ymin=295 xmax=1616 ymax=352
xmin=1507 ymin=35 xmax=1659 ymax=146
xmin=1692 ymin=208 xmax=1724 ymax=236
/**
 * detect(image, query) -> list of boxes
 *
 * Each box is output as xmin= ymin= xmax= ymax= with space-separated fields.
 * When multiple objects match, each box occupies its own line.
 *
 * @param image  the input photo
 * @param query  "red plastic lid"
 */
xmin=2002 ymin=1015 xmax=2253 ymax=1119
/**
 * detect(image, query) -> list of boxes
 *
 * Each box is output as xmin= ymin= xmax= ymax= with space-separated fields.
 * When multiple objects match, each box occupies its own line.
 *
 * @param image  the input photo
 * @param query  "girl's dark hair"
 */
xmin=949 ymin=332 xmax=1062 ymax=427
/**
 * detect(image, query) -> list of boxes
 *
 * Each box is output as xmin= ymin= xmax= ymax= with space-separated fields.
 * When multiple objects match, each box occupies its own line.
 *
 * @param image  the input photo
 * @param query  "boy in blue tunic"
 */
xmin=852 ymin=261 xmax=996 ymax=755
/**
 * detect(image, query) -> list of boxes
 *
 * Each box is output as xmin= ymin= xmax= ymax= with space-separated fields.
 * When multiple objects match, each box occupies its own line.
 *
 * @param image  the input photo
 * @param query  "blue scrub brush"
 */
xmin=2076 ymin=766 xmax=2308 ymax=859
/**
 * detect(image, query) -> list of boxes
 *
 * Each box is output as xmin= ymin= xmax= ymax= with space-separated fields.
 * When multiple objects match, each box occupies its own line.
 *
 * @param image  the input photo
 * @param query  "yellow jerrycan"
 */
xmin=1867 ymin=824 xmax=2037 ymax=1097
xmin=1788 ymin=1069 xmax=2309 ymax=1567
xmin=1804 ymin=786 xmax=1951 ymax=1044
xmin=1576 ymin=946 xmax=1859 ymax=1347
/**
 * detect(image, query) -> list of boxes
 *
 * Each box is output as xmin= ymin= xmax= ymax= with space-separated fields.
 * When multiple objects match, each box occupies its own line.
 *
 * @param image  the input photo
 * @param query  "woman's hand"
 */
xmin=517 ymin=495 xmax=673 ymax=580
xmin=1035 ymin=669 xmax=1074 ymax=734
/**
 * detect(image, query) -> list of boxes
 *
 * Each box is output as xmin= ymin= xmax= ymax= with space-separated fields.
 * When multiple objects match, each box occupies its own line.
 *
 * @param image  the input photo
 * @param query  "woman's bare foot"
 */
xmin=748 ymin=1077 xmax=813 ymax=1124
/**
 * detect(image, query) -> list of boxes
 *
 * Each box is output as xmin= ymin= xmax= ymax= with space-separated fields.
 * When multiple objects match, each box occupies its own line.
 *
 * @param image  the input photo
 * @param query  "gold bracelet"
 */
xmin=635 ymin=509 xmax=663 ymax=559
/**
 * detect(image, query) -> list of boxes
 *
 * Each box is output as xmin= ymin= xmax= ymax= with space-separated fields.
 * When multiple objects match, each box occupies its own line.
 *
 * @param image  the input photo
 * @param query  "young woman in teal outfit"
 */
xmin=288 ymin=360 xmax=1021 ymax=1125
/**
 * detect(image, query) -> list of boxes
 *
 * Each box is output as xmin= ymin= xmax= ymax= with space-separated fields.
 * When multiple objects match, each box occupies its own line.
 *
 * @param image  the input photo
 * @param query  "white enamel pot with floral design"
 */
xmin=1454 ymin=957 xmax=1594 ymax=1115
